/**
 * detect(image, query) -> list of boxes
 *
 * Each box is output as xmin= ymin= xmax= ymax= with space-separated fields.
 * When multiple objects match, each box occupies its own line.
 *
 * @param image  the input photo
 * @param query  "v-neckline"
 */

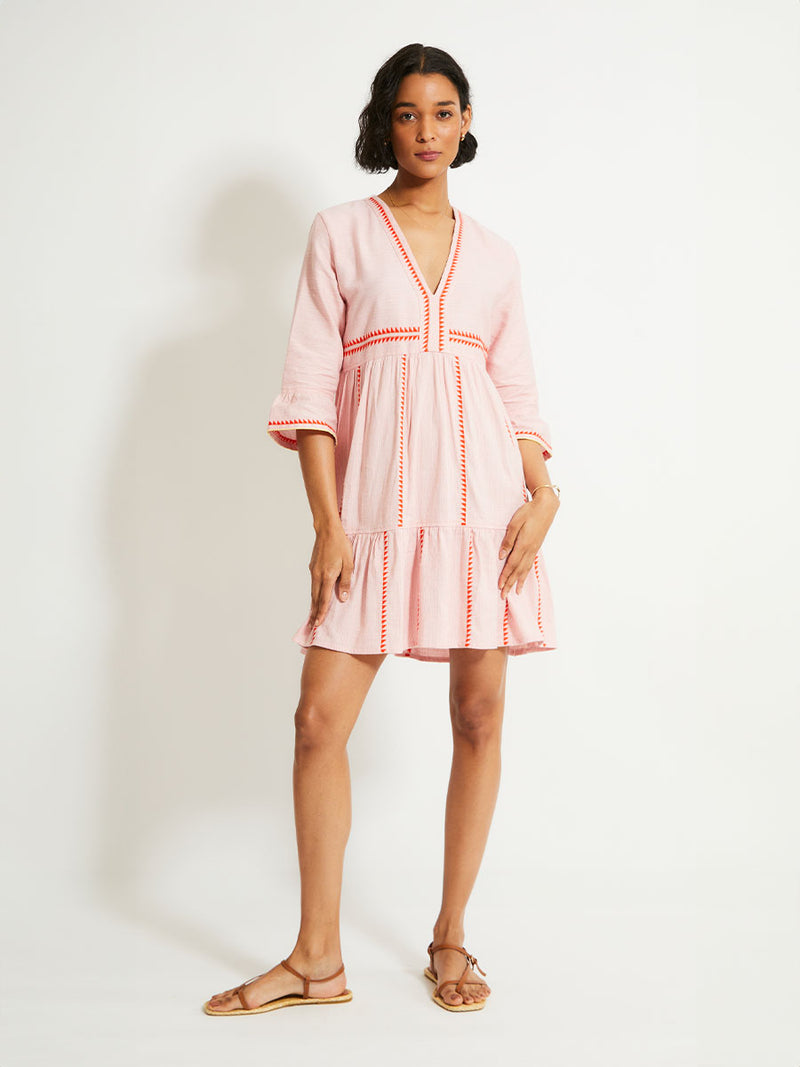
xmin=369 ymin=195 xmax=461 ymax=299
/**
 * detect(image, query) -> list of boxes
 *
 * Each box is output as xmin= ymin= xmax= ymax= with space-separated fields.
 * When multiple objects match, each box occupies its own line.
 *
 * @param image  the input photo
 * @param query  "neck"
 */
xmin=382 ymin=175 xmax=452 ymax=217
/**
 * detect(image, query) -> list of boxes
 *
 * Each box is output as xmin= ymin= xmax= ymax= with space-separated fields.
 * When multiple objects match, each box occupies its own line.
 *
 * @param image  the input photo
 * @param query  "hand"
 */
xmin=497 ymin=494 xmax=559 ymax=599
xmin=307 ymin=522 xmax=354 ymax=628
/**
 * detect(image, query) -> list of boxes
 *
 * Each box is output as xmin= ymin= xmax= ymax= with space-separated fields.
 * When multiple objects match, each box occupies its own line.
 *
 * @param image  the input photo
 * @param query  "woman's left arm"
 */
xmin=497 ymin=439 xmax=560 ymax=599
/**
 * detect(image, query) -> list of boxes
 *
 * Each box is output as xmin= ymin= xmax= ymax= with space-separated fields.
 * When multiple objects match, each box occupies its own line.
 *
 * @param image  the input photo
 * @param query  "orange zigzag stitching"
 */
xmin=438 ymin=215 xmax=463 ymax=349
xmin=533 ymin=554 xmax=544 ymax=635
xmin=416 ymin=527 xmax=425 ymax=645
xmin=448 ymin=329 xmax=488 ymax=356
xmin=453 ymin=354 xmax=467 ymax=525
xmin=343 ymin=326 xmax=420 ymax=355
xmin=380 ymin=531 xmax=389 ymax=653
xmin=398 ymin=354 xmax=407 ymax=526
xmin=369 ymin=197 xmax=431 ymax=349
xmin=465 ymin=529 xmax=474 ymax=647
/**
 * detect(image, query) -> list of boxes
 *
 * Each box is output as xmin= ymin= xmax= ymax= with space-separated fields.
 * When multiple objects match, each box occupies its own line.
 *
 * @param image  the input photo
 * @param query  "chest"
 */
xmin=390 ymin=214 xmax=456 ymax=296
xmin=330 ymin=198 xmax=507 ymax=354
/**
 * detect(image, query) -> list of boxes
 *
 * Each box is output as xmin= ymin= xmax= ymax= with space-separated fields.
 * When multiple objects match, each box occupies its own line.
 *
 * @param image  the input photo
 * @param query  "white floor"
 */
xmin=4 ymin=863 xmax=798 ymax=1067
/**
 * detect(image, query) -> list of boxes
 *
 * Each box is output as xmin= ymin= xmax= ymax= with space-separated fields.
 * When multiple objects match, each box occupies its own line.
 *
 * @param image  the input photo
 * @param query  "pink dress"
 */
xmin=268 ymin=195 xmax=557 ymax=662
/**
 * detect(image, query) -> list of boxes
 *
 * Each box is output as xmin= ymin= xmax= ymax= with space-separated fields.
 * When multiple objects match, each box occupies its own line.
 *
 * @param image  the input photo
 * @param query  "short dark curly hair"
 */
xmin=355 ymin=43 xmax=477 ymax=173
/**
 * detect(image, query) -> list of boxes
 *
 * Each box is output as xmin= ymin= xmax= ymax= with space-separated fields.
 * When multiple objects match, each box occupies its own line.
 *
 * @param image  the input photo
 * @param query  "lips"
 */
xmin=416 ymin=152 xmax=440 ymax=160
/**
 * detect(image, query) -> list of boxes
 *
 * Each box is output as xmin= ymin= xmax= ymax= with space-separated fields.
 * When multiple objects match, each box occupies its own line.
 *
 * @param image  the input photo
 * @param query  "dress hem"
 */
xmin=293 ymin=633 xmax=557 ymax=663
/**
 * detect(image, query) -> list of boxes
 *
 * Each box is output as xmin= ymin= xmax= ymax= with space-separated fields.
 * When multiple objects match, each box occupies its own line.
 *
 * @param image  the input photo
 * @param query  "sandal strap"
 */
xmin=427 ymin=941 xmax=487 ymax=987
xmin=435 ymin=978 xmax=461 ymax=997
xmin=234 ymin=984 xmax=250 ymax=1011
xmin=280 ymin=958 xmax=345 ymax=999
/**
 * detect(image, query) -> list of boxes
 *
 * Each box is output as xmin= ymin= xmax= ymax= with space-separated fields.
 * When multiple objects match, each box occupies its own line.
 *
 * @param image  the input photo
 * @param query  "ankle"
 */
xmin=289 ymin=941 xmax=343 ymax=971
xmin=432 ymin=918 xmax=466 ymax=945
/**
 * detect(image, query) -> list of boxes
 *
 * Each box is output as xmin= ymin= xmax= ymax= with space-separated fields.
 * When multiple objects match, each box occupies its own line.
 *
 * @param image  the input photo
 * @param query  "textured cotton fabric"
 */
xmin=268 ymin=195 xmax=557 ymax=662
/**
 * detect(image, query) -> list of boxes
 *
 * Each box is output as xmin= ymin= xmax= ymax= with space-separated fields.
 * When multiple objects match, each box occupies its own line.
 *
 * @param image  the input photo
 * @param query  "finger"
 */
xmin=498 ymin=550 xmax=521 ymax=594
xmin=338 ymin=564 xmax=353 ymax=602
xmin=308 ymin=574 xmax=322 ymax=625
xmin=510 ymin=560 xmax=535 ymax=597
xmin=513 ymin=557 xmax=532 ymax=595
xmin=314 ymin=573 xmax=337 ymax=626
xmin=500 ymin=560 xmax=526 ymax=599
xmin=498 ymin=526 xmax=519 ymax=561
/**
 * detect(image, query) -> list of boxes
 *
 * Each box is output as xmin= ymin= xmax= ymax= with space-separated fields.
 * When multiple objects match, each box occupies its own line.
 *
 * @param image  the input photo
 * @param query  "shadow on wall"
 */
xmin=93 ymin=177 xmax=394 ymax=966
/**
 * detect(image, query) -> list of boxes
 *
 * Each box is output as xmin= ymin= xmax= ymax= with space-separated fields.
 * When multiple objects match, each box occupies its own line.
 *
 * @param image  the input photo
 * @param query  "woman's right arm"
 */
xmin=296 ymin=428 xmax=353 ymax=629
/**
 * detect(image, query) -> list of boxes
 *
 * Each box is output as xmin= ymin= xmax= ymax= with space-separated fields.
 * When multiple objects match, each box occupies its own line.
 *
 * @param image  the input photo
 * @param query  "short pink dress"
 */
xmin=268 ymin=195 xmax=557 ymax=662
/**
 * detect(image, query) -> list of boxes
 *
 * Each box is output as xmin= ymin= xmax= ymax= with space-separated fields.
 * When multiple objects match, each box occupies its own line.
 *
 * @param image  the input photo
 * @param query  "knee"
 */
xmin=293 ymin=701 xmax=345 ymax=753
xmin=449 ymin=693 xmax=503 ymax=744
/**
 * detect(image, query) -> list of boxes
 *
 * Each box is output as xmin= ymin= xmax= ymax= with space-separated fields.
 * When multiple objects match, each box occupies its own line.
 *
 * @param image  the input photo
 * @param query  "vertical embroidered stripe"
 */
xmin=533 ymin=554 xmax=543 ymax=634
xmin=415 ymin=527 xmax=425 ymax=646
xmin=437 ymin=213 xmax=463 ymax=349
xmin=398 ymin=354 xmax=407 ymax=526
xmin=453 ymin=354 xmax=467 ymax=524
xmin=465 ymin=529 xmax=474 ymax=646
xmin=380 ymin=531 xmax=389 ymax=652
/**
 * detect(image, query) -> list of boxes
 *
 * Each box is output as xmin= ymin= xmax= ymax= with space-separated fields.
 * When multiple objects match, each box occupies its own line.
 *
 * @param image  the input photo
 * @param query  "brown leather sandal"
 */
xmin=423 ymin=940 xmax=489 ymax=1012
xmin=203 ymin=958 xmax=352 ymax=1015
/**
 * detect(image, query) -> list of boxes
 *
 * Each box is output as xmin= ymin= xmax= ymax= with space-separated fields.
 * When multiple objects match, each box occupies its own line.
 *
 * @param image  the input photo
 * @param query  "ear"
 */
xmin=461 ymin=103 xmax=473 ymax=137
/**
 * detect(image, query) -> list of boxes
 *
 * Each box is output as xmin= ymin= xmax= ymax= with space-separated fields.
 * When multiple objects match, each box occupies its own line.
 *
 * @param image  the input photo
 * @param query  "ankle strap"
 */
xmin=280 ymin=958 xmax=345 ymax=999
xmin=428 ymin=940 xmax=467 ymax=956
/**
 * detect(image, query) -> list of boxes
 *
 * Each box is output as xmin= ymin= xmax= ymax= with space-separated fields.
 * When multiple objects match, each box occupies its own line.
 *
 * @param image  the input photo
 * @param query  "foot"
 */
xmin=206 ymin=950 xmax=347 ymax=1012
xmin=429 ymin=930 xmax=491 ymax=1007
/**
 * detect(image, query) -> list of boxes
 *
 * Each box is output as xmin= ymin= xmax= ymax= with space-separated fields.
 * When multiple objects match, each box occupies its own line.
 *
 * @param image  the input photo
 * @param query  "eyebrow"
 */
xmin=393 ymin=100 xmax=458 ymax=109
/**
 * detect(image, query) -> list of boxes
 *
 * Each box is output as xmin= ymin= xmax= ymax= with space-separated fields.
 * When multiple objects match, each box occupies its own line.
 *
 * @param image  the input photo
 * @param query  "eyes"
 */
xmin=397 ymin=110 xmax=455 ymax=122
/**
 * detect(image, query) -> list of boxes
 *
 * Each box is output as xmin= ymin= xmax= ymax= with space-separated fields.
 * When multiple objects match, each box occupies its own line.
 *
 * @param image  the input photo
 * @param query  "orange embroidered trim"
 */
xmin=465 ymin=529 xmax=475 ymax=646
xmin=453 ymin=354 xmax=467 ymax=524
xmin=272 ymin=429 xmax=299 ymax=450
xmin=269 ymin=422 xmax=336 ymax=450
xmin=380 ymin=531 xmax=389 ymax=653
xmin=356 ymin=364 xmax=362 ymax=404
xmin=269 ymin=418 xmax=335 ymax=433
xmin=515 ymin=430 xmax=552 ymax=457
xmin=415 ymin=527 xmax=425 ymax=647
xmin=369 ymin=197 xmax=431 ymax=349
xmin=343 ymin=326 xmax=420 ymax=356
xmin=502 ymin=594 xmax=510 ymax=646
xmin=448 ymin=329 xmax=488 ymax=356
xmin=533 ymin=554 xmax=543 ymax=634
xmin=438 ymin=216 xmax=463 ymax=349
xmin=398 ymin=354 xmax=407 ymax=526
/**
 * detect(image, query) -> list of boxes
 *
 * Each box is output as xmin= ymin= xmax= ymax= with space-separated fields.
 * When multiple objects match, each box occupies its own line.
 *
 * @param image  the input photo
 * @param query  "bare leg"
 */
xmin=206 ymin=646 xmax=386 ymax=1010
xmin=430 ymin=647 xmax=508 ymax=1006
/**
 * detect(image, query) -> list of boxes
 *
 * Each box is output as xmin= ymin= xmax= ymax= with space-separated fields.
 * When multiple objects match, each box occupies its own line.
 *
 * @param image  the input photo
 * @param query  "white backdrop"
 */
xmin=2 ymin=2 xmax=798 ymax=1065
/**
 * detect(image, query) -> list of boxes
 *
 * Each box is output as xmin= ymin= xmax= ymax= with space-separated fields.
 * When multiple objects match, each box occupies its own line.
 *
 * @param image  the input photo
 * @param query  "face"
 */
xmin=387 ymin=72 xmax=471 ymax=176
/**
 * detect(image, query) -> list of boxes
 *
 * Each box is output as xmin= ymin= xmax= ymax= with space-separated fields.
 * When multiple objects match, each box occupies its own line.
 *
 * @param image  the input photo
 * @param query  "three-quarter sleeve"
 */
xmin=485 ymin=247 xmax=553 ymax=461
xmin=267 ymin=212 xmax=345 ymax=451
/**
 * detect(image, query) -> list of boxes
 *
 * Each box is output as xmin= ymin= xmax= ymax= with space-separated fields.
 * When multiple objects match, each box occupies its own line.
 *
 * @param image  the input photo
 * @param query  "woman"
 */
xmin=204 ymin=42 xmax=560 ymax=1016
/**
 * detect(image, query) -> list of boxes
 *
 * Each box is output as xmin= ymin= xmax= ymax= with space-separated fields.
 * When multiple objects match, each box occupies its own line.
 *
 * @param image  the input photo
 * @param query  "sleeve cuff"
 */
xmin=512 ymin=427 xmax=552 ymax=461
xmin=267 ymin=389 xmax=338 ymax=450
